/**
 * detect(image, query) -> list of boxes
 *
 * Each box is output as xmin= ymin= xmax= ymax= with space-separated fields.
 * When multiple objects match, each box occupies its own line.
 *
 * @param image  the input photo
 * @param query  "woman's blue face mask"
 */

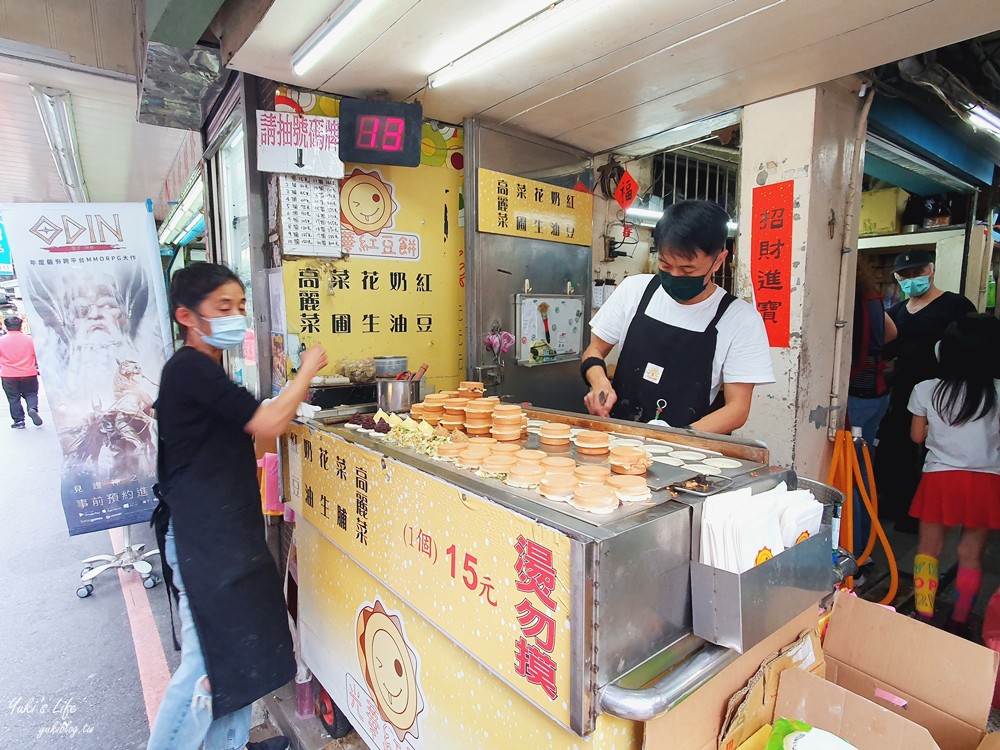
xmin=199 ymin=314 xmax=247 ymax=350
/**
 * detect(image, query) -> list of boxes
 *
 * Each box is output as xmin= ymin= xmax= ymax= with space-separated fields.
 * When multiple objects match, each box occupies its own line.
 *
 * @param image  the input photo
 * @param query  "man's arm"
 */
xmin=689 ymin=382 xmax=755 ymax=434
xmin=582 ymin=336 xmax=617 ymax=417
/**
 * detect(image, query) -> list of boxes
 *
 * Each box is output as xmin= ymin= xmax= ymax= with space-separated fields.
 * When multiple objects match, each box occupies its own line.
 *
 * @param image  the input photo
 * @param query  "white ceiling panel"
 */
xmin=561 ymin=0 xmax=1000 ymax=153
xmin=227 ymin=0 xmax=1000 ymax=155
xmin=0 ymin=74 xmax=66 ymax=202
xmin=0 ymin=57 xmax=188 ymax=205
xmin=425 ymin=0 xmax=782 ymax=124
xmin=496 ymin=0 xmax=925 ymax=141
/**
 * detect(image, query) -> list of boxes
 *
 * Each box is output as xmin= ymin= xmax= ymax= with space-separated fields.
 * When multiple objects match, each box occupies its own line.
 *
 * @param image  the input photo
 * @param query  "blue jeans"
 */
xmin=147 ymin=524 xmax=252 ymax=750
xmin=847 ymin=394 xmax=889 ymax=450
xmin=846 ymin=395 xmax=889 ymax=558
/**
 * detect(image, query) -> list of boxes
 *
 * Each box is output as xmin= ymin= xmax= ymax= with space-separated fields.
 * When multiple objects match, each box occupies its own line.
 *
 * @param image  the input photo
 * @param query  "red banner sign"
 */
xmin=750 ymin=181 xmax=794 ymax=348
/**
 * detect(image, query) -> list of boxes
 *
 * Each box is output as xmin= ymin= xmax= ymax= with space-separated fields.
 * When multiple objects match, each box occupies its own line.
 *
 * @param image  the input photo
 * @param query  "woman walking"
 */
xmin=148 ymin=263 xmax=327 ymax=750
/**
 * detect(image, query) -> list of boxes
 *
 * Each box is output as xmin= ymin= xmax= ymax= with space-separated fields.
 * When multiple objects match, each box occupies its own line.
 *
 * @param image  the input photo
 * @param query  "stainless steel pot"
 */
xmin=374 ymin=355 xmax=408 ymax=378
xmin=376 ymin=378 xmax=421 ymax=413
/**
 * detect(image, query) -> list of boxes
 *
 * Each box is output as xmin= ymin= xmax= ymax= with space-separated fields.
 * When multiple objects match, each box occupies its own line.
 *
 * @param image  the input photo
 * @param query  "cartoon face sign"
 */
xmin=357 ymin=600 xmax=424 ymax=741
xmin=341 ymin=169 xmax=397 ymax=236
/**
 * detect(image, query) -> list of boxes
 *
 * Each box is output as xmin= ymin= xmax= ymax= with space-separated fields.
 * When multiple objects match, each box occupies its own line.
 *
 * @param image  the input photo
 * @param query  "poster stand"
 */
xmin=76 ymin=524 xmax=161 ymax=598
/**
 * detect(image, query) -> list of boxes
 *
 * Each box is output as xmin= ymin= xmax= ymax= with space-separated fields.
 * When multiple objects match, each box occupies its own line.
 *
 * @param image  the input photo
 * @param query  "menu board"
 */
xmin=278 ymin=174 xmax=343 ymax=258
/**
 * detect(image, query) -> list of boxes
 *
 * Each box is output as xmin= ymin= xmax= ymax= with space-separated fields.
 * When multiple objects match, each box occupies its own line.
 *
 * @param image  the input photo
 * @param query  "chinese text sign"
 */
xmin=750 ymin=181 xmax=794 ymax=348
xmin=477 ymin=168 xmax=593 ymax=247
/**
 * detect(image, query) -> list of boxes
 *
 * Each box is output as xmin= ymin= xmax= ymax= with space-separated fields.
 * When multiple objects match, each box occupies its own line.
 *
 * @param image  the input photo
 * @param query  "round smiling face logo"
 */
xmin=357 ymin=600 xmax=424 ymax=741
xmin=341 ymin=169 xmax=397 ymax=236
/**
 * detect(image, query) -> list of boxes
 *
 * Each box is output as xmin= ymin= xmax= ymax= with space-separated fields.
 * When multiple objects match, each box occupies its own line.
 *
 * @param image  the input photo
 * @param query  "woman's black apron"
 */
xmin=152 ymin=418 xmax=294 ymax=719
xmin=610 ymin=277 xmax=735 ymax=426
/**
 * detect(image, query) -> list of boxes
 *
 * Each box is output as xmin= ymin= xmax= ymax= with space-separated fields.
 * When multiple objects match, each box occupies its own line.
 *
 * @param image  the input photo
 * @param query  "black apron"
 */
xmin=152 ymin=420 xmax=295 ymax=719
xmin=610 ymin=277 xmax=735 ymax=426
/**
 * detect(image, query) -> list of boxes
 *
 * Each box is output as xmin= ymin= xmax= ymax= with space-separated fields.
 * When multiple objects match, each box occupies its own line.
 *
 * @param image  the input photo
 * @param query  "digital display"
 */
xmin=339 ymin=99 xmax=423 ymax=168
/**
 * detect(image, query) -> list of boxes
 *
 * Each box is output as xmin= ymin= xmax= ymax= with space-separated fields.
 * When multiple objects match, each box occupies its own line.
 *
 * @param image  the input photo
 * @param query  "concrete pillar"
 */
xmin=734 ymin=79 xmax=868 ymax=480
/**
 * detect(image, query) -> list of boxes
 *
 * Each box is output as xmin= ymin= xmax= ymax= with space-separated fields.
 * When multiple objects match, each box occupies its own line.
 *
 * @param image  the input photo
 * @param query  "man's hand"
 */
xmin=584 ymin=376 xmax=617 ymax=417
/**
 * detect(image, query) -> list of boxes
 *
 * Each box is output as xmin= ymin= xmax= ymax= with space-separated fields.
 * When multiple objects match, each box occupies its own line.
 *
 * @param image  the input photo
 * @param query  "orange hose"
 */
xmin=847 ymin=436 xmax=899 ymax=604
xmin=826 ymin=430 xmax=899 ymax=605
xmin=827 ymin=432 xmax=843 ymax=487
xmin=856 ymin=442 xmax=879 ymax=564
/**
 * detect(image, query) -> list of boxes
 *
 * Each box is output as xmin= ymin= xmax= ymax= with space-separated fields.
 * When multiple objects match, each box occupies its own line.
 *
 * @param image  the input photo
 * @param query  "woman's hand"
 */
xmin=299 ymin=345 xmax=328 ymax=376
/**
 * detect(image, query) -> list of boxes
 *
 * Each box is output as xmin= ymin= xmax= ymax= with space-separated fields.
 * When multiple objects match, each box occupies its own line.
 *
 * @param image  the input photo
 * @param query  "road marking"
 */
xmin=109 ymin=527 xmax=172 ymax=729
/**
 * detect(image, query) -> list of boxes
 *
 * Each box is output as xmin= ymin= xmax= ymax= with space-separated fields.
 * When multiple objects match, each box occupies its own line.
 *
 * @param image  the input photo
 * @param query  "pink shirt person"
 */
xmin=0 ymin=329 xmax=39 ymax=377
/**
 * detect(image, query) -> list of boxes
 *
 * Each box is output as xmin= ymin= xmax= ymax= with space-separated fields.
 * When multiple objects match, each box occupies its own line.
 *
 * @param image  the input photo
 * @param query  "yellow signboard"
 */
xmin=477 ymin=168 xmax=593 ymax=247
xmin=290 ymin=425 xmax=574 ymax=727
xmin=297 ymin=520 xmax=641 ymax=750
xmin=276 ymin=86 xmax=466 ymax=392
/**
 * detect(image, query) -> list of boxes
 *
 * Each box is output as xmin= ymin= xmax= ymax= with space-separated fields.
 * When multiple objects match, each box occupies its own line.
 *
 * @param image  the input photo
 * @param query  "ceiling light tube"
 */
xmin=292 ymin=0 xmax=381 ymax=76
xmin=968 ymin=106 xmax=1000 ymax=136
xmin=428 ymin=0 xmax=605 ymax=89
xmin=30 ymin=84 xmax=89 ymax=203
xmin=624 ymin=208 xmax=664 ymax=222
xmin=158 ymin=180 xmax=204 ymax=244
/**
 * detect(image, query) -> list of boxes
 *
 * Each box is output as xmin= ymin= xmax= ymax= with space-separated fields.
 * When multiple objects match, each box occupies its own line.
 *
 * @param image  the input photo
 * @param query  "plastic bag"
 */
xmin=341 ymin=357 xmax=376 ymax=383
xmin=766 ymin=719 xmax=858 ymax=750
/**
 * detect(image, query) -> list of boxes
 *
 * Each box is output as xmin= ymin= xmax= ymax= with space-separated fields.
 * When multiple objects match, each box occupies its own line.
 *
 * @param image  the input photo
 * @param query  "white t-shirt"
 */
xmin=908 ymin=379 xmax=1000 ymax=475
xmin=590 ymin=275 xmax=775 ymax=402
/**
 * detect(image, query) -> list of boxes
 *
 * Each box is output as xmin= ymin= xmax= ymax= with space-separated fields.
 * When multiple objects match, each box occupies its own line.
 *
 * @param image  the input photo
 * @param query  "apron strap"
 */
xmin=708 ymin=291 xmax=737 ymax=330
xmin=635 ymin=275 xmax=661 ymax=316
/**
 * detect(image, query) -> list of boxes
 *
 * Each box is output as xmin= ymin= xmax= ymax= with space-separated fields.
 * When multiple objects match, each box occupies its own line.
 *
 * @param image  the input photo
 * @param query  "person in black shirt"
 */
xmin=876 ymin=250 xmax=975 ymax=533
xmin=147 ymin=263 xmax=327 ymax=750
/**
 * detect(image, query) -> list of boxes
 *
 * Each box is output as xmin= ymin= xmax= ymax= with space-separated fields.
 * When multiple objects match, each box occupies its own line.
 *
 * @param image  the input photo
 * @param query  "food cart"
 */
xmin=282 ymin=407 xmax=834 ymax=750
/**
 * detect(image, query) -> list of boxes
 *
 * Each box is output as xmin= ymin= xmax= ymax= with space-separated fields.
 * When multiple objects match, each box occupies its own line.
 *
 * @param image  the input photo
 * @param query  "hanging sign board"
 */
xmin=256 ymin=110 xmax=345 ymax=179
xmin=750 ymin=180 xmax=794 ymax=348
xmin=0 ymin=203 xmax=172 ymax=535
xmin=477 ymin=168 xmax=593 ymax=247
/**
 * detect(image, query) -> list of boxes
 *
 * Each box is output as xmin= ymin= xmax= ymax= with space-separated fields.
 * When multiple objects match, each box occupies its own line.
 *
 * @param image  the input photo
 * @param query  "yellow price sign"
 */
xmin=477 ymin=168 xmax=593 ymax=247
xmin=291 ymin=425 xmax=574 ymax=725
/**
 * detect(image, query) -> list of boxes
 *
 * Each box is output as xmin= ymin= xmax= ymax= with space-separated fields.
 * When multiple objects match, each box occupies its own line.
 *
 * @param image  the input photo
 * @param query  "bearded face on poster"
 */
xmin=24 ymin=263 xmax=165 ymax=479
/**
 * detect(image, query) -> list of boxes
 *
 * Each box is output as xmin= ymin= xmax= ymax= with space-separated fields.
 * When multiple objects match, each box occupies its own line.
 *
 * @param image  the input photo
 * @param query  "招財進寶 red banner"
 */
xmin=750 ymin=181 xmax=794 ymax=348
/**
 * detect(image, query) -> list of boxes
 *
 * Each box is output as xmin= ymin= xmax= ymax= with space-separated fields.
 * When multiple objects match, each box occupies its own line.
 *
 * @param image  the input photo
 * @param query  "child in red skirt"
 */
xmin=909 ymin=314 xmax=1000 ymax=631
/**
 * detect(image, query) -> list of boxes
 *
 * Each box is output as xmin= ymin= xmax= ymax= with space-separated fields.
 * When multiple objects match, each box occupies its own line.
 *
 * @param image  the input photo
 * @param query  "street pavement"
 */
xmin=0 ymin=390 xmax=179 ymax=749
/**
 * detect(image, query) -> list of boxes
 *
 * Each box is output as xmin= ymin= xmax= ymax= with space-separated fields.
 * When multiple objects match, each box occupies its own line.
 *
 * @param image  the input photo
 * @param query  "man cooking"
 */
xmin=581 ymin=200 xmax=774 ymax=433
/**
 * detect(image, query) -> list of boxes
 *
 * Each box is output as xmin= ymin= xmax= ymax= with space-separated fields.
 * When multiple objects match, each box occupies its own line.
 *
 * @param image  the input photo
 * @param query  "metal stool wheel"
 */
xmin=76 ymin=584 xmax=94 ymax=598
xmin=143 ymin=575 xmax=160 ymax=590
xmin=316 ymin=686 xmax=353 ymax=739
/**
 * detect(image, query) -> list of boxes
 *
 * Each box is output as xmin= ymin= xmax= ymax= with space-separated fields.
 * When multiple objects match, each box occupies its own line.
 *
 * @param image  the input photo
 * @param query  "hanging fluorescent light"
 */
xmin=30 ymin=85 xmax=89 ymax=203
xmin=428 ymin=0 xmax=605 ymax=89
xmin=158 ymin=179 xmax=205 ymax=246
xmin=967 ymin=105 xmax=1000 ymax=139
xmin=292 ymin=0 xmax=383 ymax=76
xmin=625 ymin=208 xmax=664 ymax=223
xmin=625 ymin=206 xmax=738 ymax=234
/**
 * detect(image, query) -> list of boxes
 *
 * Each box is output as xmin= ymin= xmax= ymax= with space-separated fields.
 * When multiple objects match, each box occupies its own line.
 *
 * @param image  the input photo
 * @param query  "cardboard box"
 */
xmin=823 ymin=592 xmax=999 ymax=750
xmin=644 ymin=593 xmax=1000 ymax=750
xmin=644 ymin=607 xmax=820 ymax=750
xmin=774 ymin=669 xmax=940 ymax=750
xmin=860 ymin=187 xmax=909 ymax=235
